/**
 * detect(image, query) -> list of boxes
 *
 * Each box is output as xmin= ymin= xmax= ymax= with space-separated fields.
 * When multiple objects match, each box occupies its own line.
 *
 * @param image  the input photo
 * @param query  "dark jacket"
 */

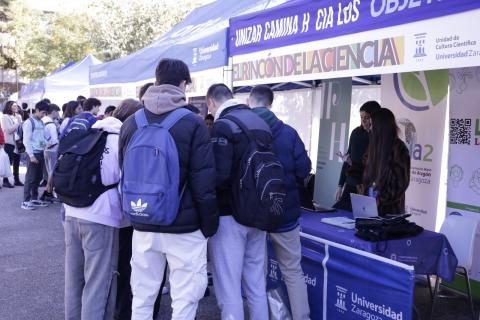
xmin=338 ymin=126 xmax=369 ymax=187
xmin=374 ymin=138 xmax=411 ymax=216
xmin=211 ymin=101 xmax=271 ymax=217
xmin=252 ymin=107 xmax=311 ymax=232
xmin=118 ymin=84 xmax=218 ymax=237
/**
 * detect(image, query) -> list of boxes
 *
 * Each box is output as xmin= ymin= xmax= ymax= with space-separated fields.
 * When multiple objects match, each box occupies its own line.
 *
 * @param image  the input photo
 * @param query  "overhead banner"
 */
xmin=314 ymin=78 xmax=352 ymax=208
xmin=447 ymin=66 xmax=480 ymax=281
xmin=267 ymin=235 xmax=415 ymax=320
xmin=382 ymin=71 xmax=448 ymax=231
xmin=232 ymin=9 xmax=480 ymax=86
xmin=229 ymin=0 xmax=480 ymax=56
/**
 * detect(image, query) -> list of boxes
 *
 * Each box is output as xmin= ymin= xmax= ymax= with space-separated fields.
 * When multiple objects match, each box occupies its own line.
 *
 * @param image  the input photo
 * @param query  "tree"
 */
xmin=87 ymin=0 xmax=197 ymax=61
xmin=0 ymin=0 xmax=16 ymax=69
xmin=4 ymin=0 xmax=203 ymax=80
xmin=7 ymin=0 xmax=93 ymax=79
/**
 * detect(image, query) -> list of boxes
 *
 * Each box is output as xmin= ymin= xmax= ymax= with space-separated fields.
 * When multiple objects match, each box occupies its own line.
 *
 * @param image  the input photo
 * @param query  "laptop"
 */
xmin=350 ymin=193 xmax=379 ymax=219
xmin=320 ymin=194 xmax=379 ymax=230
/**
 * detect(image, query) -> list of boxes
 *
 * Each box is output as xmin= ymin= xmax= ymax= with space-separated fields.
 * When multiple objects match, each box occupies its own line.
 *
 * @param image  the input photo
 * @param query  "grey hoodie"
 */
xmin=142 ymin=84 xmax=187 ymax=115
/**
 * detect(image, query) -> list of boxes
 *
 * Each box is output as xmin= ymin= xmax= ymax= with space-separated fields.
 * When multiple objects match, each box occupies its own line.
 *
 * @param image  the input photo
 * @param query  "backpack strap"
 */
xmin=134 ymin=108 xmax=192 ymax=130
xmin=161 ymin=108 xmax=192 ymax=130
xmin=223 ymin=114 xmax=256 ymax=143
xmin=28 ymin=117 xmax=35 ymax=131
xmin=134 ymin=109 xmax=149 ymax=128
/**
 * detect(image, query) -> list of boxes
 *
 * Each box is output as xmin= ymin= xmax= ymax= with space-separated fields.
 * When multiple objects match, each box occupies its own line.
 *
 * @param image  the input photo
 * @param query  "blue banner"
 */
xmin=229 ymin=0 xmax=480 ymax=56
xmin=268 ymin=235 xmax=415 ymax=320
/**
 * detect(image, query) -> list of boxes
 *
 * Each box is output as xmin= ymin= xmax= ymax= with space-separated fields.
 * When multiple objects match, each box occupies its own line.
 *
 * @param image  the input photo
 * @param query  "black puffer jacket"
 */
xmin=211 ymin=101 xmax=272 ymax=216
xmin=118 ymin=85 xmax=218 ymax=237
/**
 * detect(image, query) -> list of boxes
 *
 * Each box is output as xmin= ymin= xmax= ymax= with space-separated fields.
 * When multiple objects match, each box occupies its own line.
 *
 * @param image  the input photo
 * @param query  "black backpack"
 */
xmin=53 ymin=129 xmax=118 ymax=207
xmin=224 ymin=114 xmax=287 ymax=231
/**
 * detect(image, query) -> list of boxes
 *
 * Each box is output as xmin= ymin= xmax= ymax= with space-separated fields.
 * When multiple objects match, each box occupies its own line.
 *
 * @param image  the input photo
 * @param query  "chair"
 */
xmin=429 ymin=212 xmax=478 ymax=320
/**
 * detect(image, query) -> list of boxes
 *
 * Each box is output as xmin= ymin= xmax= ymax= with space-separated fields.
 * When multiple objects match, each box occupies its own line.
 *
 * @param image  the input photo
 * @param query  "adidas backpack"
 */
xmin=53 ymin=129 xmax=118 ymax=207
xmin=121 ymin=108 xmax=191 ymax=225
xmin=224 ymin=114 xmax=287 ymax=231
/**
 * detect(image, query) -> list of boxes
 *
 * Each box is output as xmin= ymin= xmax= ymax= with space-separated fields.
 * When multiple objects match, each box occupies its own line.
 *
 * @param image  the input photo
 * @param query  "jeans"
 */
xmin=23 ymin=152 xmax=45 ymax=201
xmin=64 ymin=216 xmax=119 ymax=320
xmin=3 ymin=143 xmax=20 ymax=183
xmin=209 ymin=215 xmax=268 ymax=320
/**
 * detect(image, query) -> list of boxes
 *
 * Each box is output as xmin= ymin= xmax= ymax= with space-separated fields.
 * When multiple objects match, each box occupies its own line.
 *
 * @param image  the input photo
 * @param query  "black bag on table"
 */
xmin=355 ymin=214 xmax=424 ymax=242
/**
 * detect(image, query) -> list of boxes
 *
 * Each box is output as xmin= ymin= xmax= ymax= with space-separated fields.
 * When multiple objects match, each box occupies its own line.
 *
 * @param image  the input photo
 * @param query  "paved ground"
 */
xmin=0 ymin=176 xmax=478 ymax=320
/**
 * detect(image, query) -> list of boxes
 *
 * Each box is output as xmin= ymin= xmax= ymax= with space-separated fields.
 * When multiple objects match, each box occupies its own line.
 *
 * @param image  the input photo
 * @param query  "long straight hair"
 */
xmin=363 ymin=108 xmax=400 ymax=190
xmin=63 ymin=100 xmax=80 ymax=119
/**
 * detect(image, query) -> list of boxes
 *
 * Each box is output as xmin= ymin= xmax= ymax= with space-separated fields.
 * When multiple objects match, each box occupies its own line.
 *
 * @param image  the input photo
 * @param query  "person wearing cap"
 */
xmin=333 ymin=100 xmax=381 ymax=211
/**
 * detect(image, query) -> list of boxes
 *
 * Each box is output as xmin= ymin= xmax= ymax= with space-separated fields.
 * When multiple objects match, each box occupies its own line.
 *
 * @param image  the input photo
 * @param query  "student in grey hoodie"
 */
xmin=119 ymin=59 xmax=218 ymax=320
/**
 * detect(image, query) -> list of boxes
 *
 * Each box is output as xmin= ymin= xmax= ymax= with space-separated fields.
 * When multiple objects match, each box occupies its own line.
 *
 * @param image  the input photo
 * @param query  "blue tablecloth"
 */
xmin=299 ymin=209 xmax=458 ymax=281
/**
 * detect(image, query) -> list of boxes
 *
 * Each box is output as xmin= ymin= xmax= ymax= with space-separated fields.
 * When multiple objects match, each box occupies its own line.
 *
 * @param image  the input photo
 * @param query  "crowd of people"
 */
xmin=0 ymin=58 xmax=410 ymax=320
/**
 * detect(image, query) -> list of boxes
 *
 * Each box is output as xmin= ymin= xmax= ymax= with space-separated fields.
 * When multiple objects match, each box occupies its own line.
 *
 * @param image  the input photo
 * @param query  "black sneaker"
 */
xmin=14 ymin=181 xmax=24 ymax=187
xmin=2 ymin=181 xmax=14 ymax=188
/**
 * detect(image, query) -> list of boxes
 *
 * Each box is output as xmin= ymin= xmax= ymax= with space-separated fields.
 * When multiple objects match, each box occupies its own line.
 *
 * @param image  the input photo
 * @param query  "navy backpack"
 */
xmin=121 ymin=108 xmax=191 ymax=225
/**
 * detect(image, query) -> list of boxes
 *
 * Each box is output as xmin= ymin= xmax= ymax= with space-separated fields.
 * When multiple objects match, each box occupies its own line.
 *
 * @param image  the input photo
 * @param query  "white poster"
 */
xmin=447 ymin=67 xmax=480 ymax=281
xmin=381 ymin=71 xmax=449 ymax=231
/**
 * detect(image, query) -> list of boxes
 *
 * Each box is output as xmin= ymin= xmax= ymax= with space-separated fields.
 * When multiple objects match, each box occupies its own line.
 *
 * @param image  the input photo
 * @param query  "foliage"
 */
xmin=88 ymin=0 xmax=196 ymax=61
xmin=4 ymin=0 xmax=200 ymax=79
xmin=6 ymin=0 xmax=92 ymax=78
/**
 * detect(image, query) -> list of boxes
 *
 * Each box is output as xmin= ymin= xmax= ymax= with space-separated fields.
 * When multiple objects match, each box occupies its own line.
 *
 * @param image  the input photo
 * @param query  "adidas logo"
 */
xmin=131 ymin=199 xmax=148 ymax=216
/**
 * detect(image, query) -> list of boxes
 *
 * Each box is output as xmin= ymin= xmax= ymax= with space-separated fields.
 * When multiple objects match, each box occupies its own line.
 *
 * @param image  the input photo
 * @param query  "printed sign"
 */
xmin=267 ymin=235 xmax=415 ymax=320
xmin=314 ymin=78 xmax=352 ymax=208
xmin=447 ymin=66 xmax=480 ymax=281
xmin=382 ymin=70 xmax=449 ymax=231
xmin=229 ymin=0 xmax=480 ymax=56
xmin=232 ymin=9 xmax=480 ymax=86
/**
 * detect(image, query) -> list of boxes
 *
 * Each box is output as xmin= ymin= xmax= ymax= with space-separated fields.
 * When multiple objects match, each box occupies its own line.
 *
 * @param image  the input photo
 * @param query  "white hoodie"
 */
xmin=65 ymin=117 xmax=129 ymax=228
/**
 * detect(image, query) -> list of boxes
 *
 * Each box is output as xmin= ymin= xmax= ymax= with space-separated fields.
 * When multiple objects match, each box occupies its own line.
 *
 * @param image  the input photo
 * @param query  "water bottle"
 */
xmin=368 ymin=182 xmax=378 ymax=198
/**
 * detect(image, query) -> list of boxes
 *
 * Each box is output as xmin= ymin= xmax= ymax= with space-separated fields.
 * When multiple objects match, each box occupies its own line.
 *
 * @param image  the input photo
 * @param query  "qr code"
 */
xmin=450 ymin=118 xmax=471 ymax=144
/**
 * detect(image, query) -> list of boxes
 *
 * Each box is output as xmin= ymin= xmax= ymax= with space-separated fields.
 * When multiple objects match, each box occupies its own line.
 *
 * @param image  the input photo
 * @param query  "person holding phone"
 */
xmin=333 ymin=101 xmax=380 ymax=211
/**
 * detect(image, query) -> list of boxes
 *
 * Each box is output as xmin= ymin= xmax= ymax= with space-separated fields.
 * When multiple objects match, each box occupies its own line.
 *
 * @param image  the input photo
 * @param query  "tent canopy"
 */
xmin=20 ymin=54 xmax=101 ymax=106
xmin=89 ymin=0 xmax=287 ymax=85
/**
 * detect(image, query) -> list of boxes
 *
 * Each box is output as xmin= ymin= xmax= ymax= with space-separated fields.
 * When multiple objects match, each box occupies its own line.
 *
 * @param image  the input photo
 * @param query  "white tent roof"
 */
xmin=20 ymin=54 xmax=101 ymax=106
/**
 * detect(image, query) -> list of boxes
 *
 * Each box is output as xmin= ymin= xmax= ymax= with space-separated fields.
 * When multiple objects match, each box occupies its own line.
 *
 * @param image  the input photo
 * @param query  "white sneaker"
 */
xmin=30 ymin=200 xmax=49 ymax=207
xmin=21 ymin=201 xmax=36 ymax=210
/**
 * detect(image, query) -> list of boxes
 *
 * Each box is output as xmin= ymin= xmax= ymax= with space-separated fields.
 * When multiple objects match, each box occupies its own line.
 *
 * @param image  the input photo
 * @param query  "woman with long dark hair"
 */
xmin=334 ymin=101 xmax=381 ymax=210
xmin=363 ymin=108 xmax=411 ymax=216
xmin=59 ymin=100 xmax=82 ymax=135
xmin=1 ymin=101 xmax=24 ymax=186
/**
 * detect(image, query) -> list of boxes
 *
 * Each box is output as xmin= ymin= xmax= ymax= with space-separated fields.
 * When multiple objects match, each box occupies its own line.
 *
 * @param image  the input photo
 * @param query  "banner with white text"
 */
xmin=232 ymin=9 xmax=480 ymax=86
xmin=267 ymin=235 xmax=415 ymax=320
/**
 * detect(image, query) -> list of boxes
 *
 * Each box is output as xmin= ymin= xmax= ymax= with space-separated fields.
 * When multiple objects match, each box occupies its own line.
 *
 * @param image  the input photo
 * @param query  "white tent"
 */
xmin=20 ymin=54 xmax=101 ymax=107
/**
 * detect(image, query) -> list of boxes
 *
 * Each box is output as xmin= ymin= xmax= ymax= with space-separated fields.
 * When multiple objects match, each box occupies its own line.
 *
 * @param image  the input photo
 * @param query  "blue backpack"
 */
xmin=121 ymin=108 xmax=191 ymax=225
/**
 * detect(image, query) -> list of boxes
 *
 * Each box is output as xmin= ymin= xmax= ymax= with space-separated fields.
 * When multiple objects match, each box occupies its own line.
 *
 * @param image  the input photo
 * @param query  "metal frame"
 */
xmin=429 ymin=267 xmax=476 ymax=320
